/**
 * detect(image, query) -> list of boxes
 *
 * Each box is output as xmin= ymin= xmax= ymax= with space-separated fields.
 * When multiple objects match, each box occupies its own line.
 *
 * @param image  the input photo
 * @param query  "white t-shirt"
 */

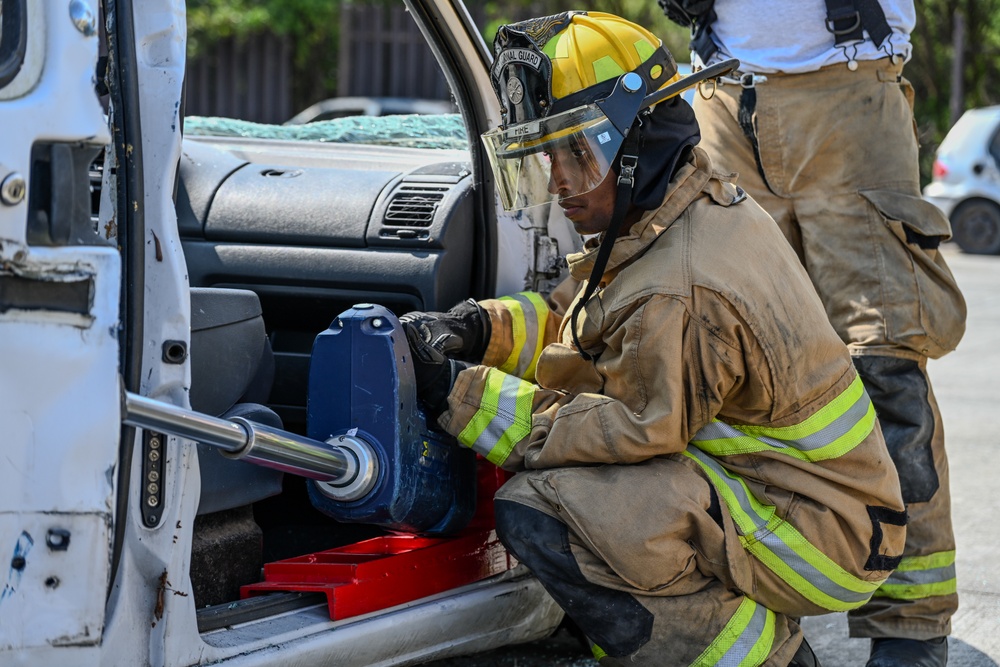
xmin=704 ymin=0 xmax=914 ymax=73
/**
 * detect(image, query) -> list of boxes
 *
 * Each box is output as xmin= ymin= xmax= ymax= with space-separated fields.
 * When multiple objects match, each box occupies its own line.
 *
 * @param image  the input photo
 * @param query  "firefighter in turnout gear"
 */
xmin=402 ymin=12 xmax=906 ymax=666
xmin=669 ymin=2 xmax=967 ymax=665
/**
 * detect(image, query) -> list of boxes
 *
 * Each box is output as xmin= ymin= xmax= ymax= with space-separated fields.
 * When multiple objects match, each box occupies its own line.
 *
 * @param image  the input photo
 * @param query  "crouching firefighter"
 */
xmin=400 ymin=12 xmax=906 ymax=666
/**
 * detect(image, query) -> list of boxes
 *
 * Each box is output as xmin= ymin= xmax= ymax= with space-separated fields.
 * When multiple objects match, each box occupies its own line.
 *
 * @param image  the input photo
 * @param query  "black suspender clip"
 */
xmin=823 ymin=0 xmax=891 ymax=49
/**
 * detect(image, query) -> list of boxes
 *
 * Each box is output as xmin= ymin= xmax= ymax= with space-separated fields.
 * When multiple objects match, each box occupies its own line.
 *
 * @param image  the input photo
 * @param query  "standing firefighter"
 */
xmin=666 ymin=1 xmax=968 ymax=665
xmin=402 ymin=12 xmax=906 ymax=666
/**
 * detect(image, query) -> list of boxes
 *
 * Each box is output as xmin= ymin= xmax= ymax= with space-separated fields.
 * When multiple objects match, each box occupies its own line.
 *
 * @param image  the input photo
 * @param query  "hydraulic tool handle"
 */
xmin=122 ymin=391 xmax=378 ymax=492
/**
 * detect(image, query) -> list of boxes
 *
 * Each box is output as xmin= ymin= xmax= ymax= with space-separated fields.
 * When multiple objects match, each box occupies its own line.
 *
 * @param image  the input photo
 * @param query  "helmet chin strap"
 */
xmin=570 ymin=127 xmax=641 ymax=361
xmin=562 ymin=60 xmax=740 ymax=360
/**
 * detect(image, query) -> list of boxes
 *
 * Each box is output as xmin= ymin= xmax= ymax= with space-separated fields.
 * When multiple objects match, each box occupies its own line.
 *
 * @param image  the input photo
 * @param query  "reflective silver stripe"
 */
xmin=456 ymin=370 xmax=534 ymax=466
xmin=875 ymin=552 xmax=957 ymax=600
xmin=875 ymin=550 xmax=957 ymax=600
xmin=686 ymin=447 xmax=877 ymax=609
xmin=497 ymin=292 xmax=547 ymax=380
xmin=691 ymin=597 xmax=774 ymax=666
xmin=884 ymin=563 xmax=957 ymax=587
xmin=752 ymin=530 xmax=873 ymax=606
xmin=472 ymin=372 xmax=526 ymax=458
xmin=717 ymin=601 xmax=771 ymax=666
xmin=693 ymin=385 xmax=871 ymax=454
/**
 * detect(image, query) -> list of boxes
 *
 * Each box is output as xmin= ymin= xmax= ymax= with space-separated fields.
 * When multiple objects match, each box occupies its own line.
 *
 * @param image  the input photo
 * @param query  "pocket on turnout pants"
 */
xmin=860 ymin=189 xmax=967 ymax=358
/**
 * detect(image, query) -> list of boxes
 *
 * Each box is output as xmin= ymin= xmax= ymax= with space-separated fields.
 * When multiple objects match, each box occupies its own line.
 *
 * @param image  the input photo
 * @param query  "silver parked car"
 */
xmin=284 ymin=96 xmax=458 ymax=124
xmin=923 ymin=105 xmax=1000 ymax=254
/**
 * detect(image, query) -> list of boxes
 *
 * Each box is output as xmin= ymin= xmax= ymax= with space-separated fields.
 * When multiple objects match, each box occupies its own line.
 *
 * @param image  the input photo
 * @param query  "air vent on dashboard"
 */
xmin=382 ymin=184 xmax=449 ymax=235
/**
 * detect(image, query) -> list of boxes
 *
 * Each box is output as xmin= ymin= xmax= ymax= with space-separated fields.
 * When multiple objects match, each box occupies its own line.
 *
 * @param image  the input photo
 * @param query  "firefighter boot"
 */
xmin=788 ymin=636 xmax=822 ymax=667
xmin=866 ymin=637 xmax=948 ymax=667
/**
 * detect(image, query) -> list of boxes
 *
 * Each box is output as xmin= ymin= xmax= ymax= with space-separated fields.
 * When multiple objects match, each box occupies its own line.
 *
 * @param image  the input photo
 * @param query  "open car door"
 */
xmin=3 ymin=0 xmax=570 ymax=664
xmin=0 ymin=0 xmax=119 ymax=657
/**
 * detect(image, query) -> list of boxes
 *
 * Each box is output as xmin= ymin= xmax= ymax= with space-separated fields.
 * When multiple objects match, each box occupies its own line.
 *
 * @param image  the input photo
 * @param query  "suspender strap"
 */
xmin=736 ymin=87 xmax=778 ymax=197
xmin=690 ymin=9 xmax=718 ymax=63
xmin=657 ymin=1 xmax=718 ymax=64
xmin=663 ymin=0 xmax=892 ymax=63
xmin=570 ymin=131 xmax=641 ymax=361
xmin=824 ymin=0 xmax=891 ymax=48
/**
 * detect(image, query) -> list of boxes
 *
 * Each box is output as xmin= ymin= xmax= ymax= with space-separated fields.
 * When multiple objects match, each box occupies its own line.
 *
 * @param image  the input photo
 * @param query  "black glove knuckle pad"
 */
xmin=400 ymin=299 xmax=489 ymax=420
xmin=399 ymin=299 xmax=487 ymax=363
xmin=403 ymin=322 xmax=454 ymax=419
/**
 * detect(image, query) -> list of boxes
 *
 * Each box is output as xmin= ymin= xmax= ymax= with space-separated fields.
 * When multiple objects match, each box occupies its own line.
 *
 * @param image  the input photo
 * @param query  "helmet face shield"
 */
xmin=484 ymin=12 xmax=731 ymax=212
xmin=482 ymin=103 xmax=624 ymax=211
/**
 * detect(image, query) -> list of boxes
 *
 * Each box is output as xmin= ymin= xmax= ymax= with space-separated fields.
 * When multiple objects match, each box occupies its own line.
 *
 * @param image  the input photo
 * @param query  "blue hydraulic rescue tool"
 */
xmin=306 ymin=304 xmax=478 ymax=535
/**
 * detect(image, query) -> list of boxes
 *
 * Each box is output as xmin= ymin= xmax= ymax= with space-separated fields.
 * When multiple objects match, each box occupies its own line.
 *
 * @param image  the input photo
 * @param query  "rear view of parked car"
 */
xmin=923 ymin=105 xmax=1000 ymax=254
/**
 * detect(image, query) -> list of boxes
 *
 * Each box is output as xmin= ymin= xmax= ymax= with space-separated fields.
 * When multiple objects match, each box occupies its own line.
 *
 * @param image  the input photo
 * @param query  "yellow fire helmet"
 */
xmin=482 ymin=11 xmax=728 ymax=211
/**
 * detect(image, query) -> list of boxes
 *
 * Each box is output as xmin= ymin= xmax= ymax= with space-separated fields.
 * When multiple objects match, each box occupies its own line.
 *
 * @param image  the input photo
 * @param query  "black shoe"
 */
xmin=867 ymin=637 xmax=948 ymax=667
xmin=789 ymin=636 xmax=822 ymax=667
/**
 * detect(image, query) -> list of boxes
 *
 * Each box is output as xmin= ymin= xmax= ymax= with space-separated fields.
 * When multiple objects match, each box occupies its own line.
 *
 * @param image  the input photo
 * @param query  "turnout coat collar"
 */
xmin=567 ymin=147 xmax=735 ymax=284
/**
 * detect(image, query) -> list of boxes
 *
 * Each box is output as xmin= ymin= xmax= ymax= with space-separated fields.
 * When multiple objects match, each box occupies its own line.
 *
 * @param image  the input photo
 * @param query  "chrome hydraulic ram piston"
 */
xmin=122 ymin=391 xmax=378 ymax=497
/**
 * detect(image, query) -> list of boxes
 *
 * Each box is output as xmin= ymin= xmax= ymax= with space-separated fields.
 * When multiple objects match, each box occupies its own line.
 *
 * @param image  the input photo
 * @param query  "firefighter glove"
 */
xmin=399 ymin=298 xmax=490 ymax=363
xmin=403 ymin=322 xmax=470 ymax=420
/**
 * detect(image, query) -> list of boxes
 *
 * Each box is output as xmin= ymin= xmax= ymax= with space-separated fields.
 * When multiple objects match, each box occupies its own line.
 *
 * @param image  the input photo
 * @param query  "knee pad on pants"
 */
xmin=853 ymin=356 xmax=938 ymax=503
xmin=494 ymin=500 xmax=653 ymax=657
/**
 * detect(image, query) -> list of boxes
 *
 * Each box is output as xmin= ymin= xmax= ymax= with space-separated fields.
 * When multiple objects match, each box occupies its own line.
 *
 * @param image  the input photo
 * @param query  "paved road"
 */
xmin=798 ymin=245 xmax=1000 ymax=667
xmin=425 ymin=244 xmax=1000 ymax=667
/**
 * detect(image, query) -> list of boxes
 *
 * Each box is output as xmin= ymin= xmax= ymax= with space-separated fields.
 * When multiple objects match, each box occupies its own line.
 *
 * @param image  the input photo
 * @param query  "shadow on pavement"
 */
xmin=803 ymin=612 xmax=999 ymax=667
xmin=424 ymin=614 xmax=999 ymax=666
xmin=421 ymin=625 xmax=596 ymax=666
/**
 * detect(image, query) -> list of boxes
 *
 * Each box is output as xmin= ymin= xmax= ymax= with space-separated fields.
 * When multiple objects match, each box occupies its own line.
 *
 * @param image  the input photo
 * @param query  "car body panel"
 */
xmin=923 ymin=106 xmax=1000 ymax=218
xmin=284 ymin=97 xmax=459 ymax=124
xmin=0 ymin=0 xmax=117 ymax=654
xmin=3 ymin=0 xmax=567 ymax=664
xmin=196 ymin=571 xmax=561 ymax=666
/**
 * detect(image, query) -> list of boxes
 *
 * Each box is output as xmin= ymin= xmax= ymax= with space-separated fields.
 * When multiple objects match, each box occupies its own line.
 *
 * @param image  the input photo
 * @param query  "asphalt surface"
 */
xmin=423 ymin=244 xmax=1000 ymax=667
xmin=799 ymin=244 xmax=1000 ymax=665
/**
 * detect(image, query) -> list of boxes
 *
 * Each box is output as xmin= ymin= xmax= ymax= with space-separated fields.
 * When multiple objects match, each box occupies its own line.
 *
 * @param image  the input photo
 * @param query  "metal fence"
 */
xmin=185 ymin=32 xmax=294 ymax=125
xmin=184 ymin=4 xmax=478 ymax=125
xmin=337 ymin=3 xmax=452 ymax=101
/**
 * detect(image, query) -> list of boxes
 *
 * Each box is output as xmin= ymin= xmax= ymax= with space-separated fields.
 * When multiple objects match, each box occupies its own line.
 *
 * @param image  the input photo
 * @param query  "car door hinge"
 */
xmin=534 ymin=234 xmax=565 ymax=277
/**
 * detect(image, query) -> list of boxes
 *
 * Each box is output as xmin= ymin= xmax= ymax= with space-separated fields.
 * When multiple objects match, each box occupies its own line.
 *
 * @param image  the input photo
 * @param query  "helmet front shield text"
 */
xmin=482 ymin=102 xmax=624 ymax=211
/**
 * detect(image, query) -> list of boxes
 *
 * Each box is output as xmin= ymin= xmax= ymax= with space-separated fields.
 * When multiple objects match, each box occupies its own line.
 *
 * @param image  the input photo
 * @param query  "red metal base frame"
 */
xmin=241 ymin=462 xmax=515 ymax=621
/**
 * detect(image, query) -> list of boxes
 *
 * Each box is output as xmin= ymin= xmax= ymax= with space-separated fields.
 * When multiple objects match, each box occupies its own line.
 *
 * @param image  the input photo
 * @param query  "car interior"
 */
xmin=172 ymin=128 xmax=485 ymax=617
xmin=81 ymin=0 xmax=499 ymax=625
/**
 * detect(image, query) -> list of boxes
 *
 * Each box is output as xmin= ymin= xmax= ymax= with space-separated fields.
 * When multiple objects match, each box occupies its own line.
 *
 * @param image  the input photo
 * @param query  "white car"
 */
xmin=923 ymin=105 xmax=1000 ymax=254
xmin=0 ymin=1 xmax=571 ymax=665
xmin=0 ymin=2 xmax=729 ymax=663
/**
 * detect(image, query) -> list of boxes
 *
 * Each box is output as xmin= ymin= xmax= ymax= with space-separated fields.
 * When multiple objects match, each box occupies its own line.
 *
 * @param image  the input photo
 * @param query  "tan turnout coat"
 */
xmin=440 ymin=147 xmax=906 ymax=624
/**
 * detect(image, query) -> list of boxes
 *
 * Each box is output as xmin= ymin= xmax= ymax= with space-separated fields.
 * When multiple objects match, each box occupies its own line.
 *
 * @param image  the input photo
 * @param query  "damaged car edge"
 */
xmin=0 ymin=0 xmax=571 ymax=664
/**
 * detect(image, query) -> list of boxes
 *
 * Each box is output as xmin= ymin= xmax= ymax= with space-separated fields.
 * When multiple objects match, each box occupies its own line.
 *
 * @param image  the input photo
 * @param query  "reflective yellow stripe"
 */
xmin=874 ymin=550 xmax=957 ymax=601
xmin=874 ymin=580 xmax=957 ymax=600
xmin=498 ymin=292 xmax=549 ymax=381
xmin=691 ymin=597 xmax=774 ymax=667
xmin=457 ymin=368 xmax=533 ymax=466
xmin=691 ymin=375 xmax=875 ymax=462
xmin=896 ymin=550 xmax=956 ymax=571
xmin=684 ymin=448 xmax=881 ymax=612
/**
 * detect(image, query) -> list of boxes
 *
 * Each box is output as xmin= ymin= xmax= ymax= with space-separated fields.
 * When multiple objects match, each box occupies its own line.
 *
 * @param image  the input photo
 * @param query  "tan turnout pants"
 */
xmin=695 ymin=57 xmax=965 ymax=640
xmin=496 ymin=458 xmax=814 ymax=666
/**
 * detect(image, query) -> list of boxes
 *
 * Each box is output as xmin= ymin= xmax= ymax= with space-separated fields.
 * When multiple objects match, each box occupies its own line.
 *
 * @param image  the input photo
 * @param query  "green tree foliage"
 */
xmin=479 ymin=2 xmax=689 ymax=59
xmin=186 ymin=0 xmax=341 ymax=110
xmin=908 ymin=0 xmax=1000 ymax=180
xmin=187 ymin=0 xmax=339 ymax=58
